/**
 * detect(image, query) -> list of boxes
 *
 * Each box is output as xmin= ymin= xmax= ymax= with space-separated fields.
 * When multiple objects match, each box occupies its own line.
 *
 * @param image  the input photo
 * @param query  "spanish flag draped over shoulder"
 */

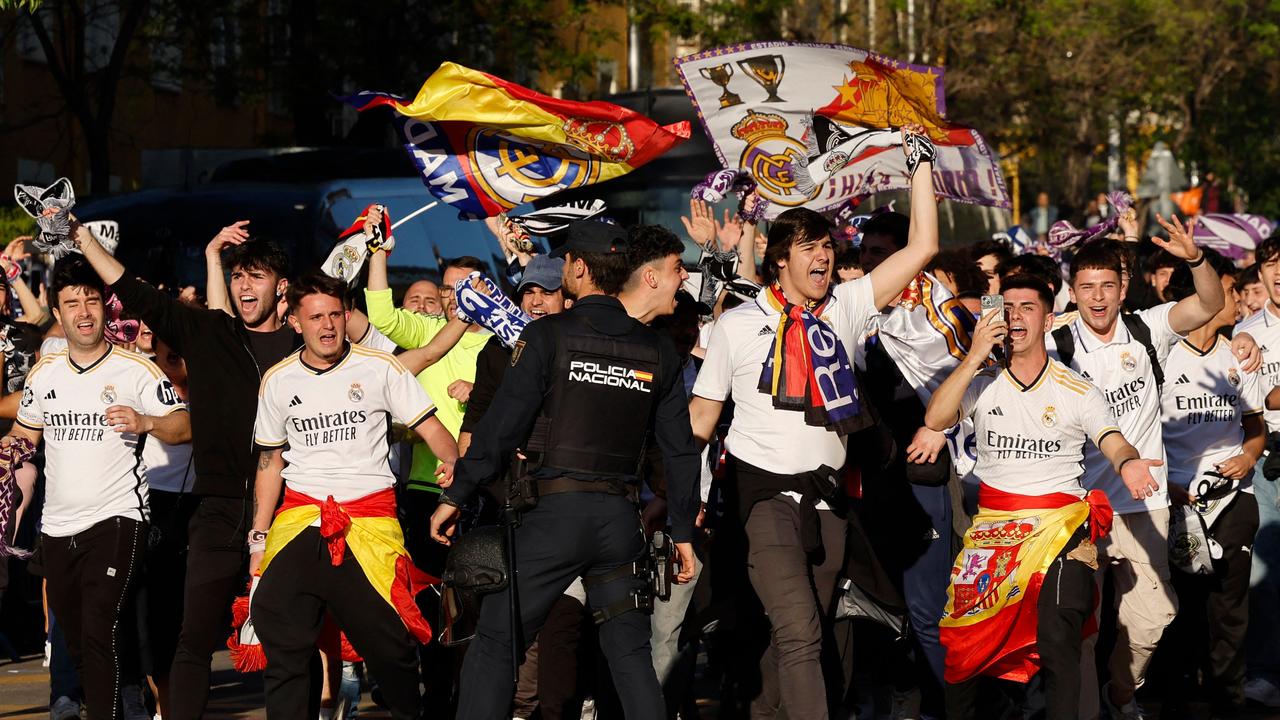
xmin=342 ymin=63 xmax=690 ymax=218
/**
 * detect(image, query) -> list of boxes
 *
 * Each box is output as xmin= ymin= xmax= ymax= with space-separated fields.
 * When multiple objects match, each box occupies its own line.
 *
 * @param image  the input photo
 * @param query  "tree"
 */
xmin=12 ymin=0 xmax=150 ymax=195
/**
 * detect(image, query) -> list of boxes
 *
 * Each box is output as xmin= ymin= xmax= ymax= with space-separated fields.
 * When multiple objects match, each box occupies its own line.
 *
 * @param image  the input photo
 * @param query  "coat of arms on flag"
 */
xmin=674 ymin=42 xmax=1009 ymax=218
xmin=343 ymin=63 xmax=689 ymax=219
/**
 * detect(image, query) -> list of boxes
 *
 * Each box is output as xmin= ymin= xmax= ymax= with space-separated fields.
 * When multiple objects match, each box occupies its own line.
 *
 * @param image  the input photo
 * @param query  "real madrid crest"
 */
xmin=1228 ymin=368 xmax=1241 ymax=387
xmin=348 ymin=383 xmax=364 ymax=403
xmin=101 ymin=384 xmax=117 ymax=404
xmin=730 ymin=112 xmax=813 ymax=207
xmin=1120 ymin=351 xmax=1137 ymax=373
xmin=1041 ymin=405 xmax=1057 ymax=428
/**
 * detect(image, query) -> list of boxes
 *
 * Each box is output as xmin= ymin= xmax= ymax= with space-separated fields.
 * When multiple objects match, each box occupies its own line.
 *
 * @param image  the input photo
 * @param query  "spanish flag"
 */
xmin=343 ymin=63 xmax=690 ymax=218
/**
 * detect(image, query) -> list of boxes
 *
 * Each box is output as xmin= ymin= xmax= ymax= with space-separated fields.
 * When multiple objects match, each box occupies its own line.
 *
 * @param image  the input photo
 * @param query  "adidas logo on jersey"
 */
xmin=758 ymin=326 xmax=774 ymax=337
xmin=1080 ymin=371 xmax=1092 ymax=380
xmin=1175 ymin=374 xmax=1190 ymax=385
xmin=43 ymin=389 xmax=56 ymax=400
xmin=988 ymin=406 xmax=1005 ymax=416
xmin=288 ymin=395 xmax=302 ymax=407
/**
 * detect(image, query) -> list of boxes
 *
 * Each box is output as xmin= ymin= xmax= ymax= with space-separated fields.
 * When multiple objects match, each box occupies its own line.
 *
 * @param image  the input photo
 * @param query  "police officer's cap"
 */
xmin=549 ymin=221 xmax=628 ymax=258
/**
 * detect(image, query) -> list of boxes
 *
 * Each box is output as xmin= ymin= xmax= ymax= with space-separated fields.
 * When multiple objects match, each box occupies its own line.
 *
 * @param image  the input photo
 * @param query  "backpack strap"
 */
xmin=1052 ymin=324 xmax=1075 ymax=369
xmin=1121 ymin=314 xmax=1164 ymax=390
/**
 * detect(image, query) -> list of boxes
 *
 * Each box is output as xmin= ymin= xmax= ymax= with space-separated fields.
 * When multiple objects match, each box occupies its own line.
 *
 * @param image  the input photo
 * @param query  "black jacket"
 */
xmin=110 ymin=273 xmax=300 ymax=498
xmin=447 ymin=295 xmax=701 ymax=541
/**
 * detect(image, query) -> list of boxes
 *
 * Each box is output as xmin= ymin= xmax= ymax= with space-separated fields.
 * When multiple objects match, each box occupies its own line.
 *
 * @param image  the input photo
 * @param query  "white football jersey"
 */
xmin=1161 ymin=337 xmax=1263 ymax=491
xmin=1048 ymin=304 xmax=1181 ymax=515
xmin=254 ymin=344 xmax=435 ymax=502
xmin=18 ymin=346 xmax=186 ymax=536
xmin=962 ymin=358 xmax=1119 ymax=499
xmin=1234 ymin=303 xmax=1280 ymax=433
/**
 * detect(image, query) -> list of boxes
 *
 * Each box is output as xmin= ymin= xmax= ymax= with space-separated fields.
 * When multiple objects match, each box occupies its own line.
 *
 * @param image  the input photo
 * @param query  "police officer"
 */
xmin=430 ymin=220 xmax=699 ymax=720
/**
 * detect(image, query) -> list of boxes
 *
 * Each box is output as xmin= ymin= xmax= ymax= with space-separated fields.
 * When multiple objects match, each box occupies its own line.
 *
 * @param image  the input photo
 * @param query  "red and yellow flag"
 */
xmin=344 ymin=63 xmax=690 ymax=218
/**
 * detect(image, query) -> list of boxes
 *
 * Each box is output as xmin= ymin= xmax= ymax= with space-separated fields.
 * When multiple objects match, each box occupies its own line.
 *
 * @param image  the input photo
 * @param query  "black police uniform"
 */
xmin=443 ymin=291 xmax=700 ymax=720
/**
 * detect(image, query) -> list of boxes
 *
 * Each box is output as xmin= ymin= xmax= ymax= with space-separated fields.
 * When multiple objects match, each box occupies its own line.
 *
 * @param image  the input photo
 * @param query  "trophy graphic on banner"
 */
xmin=738 ymin=54 xmax=786 ymax=103
xmin=699 ymin=63 xmax=743 ymax=108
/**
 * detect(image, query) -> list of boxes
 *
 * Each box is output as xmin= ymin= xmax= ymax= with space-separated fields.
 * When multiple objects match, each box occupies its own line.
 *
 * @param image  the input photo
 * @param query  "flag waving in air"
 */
xmin=343 ymin=63 xmax=690 ymax=219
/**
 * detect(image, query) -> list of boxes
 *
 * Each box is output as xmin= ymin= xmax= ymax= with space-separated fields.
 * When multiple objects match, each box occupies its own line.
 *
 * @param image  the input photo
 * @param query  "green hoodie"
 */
xmin=365 ymin=288 xmax=492 ymax=492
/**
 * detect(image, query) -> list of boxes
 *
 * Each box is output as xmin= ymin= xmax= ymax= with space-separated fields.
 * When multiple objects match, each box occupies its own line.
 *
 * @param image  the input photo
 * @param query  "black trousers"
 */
xmin=42 ymin=516 xmax=146 ymax=720
xmin=137 ymin=489 xmax=199 ymax=679
xmin=946 ymin=527 xmax=1094 ymax=720
xmin=399 ymin=488 xmax=454 ymax=710
xmin=1166 ymin=492 xmax=1260 ymax=705
xmin=252 ymin=526 xmax=421 ymax=720
xmin=455 ymin=493 xmax=664 ymax=720
xmin=167 ymin=494 xmax=250 ymax=720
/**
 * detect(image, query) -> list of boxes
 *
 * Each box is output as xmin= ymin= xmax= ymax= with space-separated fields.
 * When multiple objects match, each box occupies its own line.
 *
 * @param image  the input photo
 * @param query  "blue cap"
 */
xmin=517 ymin=254 xmax=564 ymax=293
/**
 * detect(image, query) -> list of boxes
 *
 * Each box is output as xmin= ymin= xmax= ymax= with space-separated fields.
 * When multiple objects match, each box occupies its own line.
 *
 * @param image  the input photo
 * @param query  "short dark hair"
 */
xmin=227 ymin=237 xmax=290 ymax=279
xmin=626 ymin=225 xmax=684 ymax=273
xmin=926 ymin=249 xmax=988 ymax=298
xmin=835 ymin=247 xmax=861 ymax=272
xmin=1000 ymin=274 xmax=1054 ymax=309
xmin=1165 ymin=248 xmax=1235 ymax=303
xmin=968 ymin=238 xmax=1013 ymax=266
xmin=568 ymin=250 xmax=631 ymax=295
xmin=444 ymin=256 xmax=487 ymax=274
xmin=1069 ymin=240 xmax=1125 ymax=282
xmin=52 ymin=257 xmax=107 ymax=308
xmin=763 ymin=208 xmax=833 ymax=284
xmin=998 ymin=254 xmax=1064 ymax=295
xmin=286 ymin=271 xmax=349 ymax=314
xmin=859 ymin=211 xmax=910 ymax=250
xmin=1147 ymin=249 xmax=1180 ymax=273
xmin=1257 ymin=237 xmax=1280 ymax=265
xmin=1238 ymin=263 xmax=1261 ymax=288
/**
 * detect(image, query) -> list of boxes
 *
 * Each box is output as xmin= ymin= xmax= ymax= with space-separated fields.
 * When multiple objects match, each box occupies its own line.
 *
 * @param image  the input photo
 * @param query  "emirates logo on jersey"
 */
xmin=348 ymin=383 xmax=364 ymax=402
xmin=100 ymin=384 xmax=117 ymax=404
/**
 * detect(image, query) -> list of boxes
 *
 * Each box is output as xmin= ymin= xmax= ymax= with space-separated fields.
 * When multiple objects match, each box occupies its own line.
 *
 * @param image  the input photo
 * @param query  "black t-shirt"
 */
xmin=460 ymin=335 xmax=512 ymax=435
xmin=246 ymin=326 xmax=298 ymax=372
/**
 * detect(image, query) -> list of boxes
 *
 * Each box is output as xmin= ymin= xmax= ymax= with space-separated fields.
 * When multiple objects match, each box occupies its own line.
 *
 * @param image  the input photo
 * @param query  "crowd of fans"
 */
xmin=0 ymin=184 xmax=1277 ymax=720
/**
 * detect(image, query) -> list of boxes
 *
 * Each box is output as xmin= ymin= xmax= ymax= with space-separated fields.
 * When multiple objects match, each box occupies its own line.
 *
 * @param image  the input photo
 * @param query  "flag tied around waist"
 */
xmin=940 ymin=486 xmax=1111 ymax=684
xmin=341 ymin=63 xmax=691 ymax=219
xmin=674 ymin=42 xmax=1009 ymax=218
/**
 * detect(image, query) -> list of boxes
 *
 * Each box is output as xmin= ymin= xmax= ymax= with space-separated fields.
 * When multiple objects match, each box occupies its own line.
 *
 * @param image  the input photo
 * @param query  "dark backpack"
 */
xmin=1052 ymin=314 xmax=1164 ymax=390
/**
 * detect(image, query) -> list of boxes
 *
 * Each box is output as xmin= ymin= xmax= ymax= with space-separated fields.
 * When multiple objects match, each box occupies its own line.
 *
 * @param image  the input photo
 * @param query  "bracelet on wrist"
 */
xmin=1124 ymin=235 xmax=1140 ymax=241
xmin=247 ymin=529 xmax=268 ymax=546
xmin=1187 ymin=252 xmax=1206 ymax=268
xmin=1118 ymin=457 xmax=1137 ymax=475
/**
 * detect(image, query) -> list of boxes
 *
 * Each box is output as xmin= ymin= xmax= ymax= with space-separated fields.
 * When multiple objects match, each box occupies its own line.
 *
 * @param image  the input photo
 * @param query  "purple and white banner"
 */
xmin=674 ymin=42 xmax=1010 ymax=218
xmin=1193 ymin=213 xmax=1273 ymax=261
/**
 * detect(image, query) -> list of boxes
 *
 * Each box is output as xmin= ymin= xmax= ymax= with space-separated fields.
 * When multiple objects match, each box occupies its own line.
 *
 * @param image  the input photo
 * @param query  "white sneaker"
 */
xmin=1101 ymin=682 xmax=1146 ymax=720
xmin=1245 ymin=676 xmax=1280 ymax=708
xmin=49 ymin=696 xmax=80 ymax=720
xmin=43 ymin=640 xmax=51 ymax=667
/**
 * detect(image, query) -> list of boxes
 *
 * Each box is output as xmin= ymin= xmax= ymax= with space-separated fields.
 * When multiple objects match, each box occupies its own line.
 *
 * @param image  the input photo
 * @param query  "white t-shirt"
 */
xmin=1234 ymin=303 xmax=1280 ymax=433
xmin=1048 ymin=304 xmax=1181 ymax=515
xmin=357 ymin=324 xmax=400 ymax=354
xmin=693 ymin=276 xmax=875 ymax=475
xmin=142 ymin=436 xmax=195 ymax=494
xmin=18 ymin=346 xmax=186 ymax=536
xmin=962 ymin=359 xmax=1119 ymax=498
xmin=40 ymin=336 xmax=68 ymax=357
xmin=254 ymin=343 xmax=435 ymax=503
xmin=1161 ymin=336 xmax=1263 ymax=491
